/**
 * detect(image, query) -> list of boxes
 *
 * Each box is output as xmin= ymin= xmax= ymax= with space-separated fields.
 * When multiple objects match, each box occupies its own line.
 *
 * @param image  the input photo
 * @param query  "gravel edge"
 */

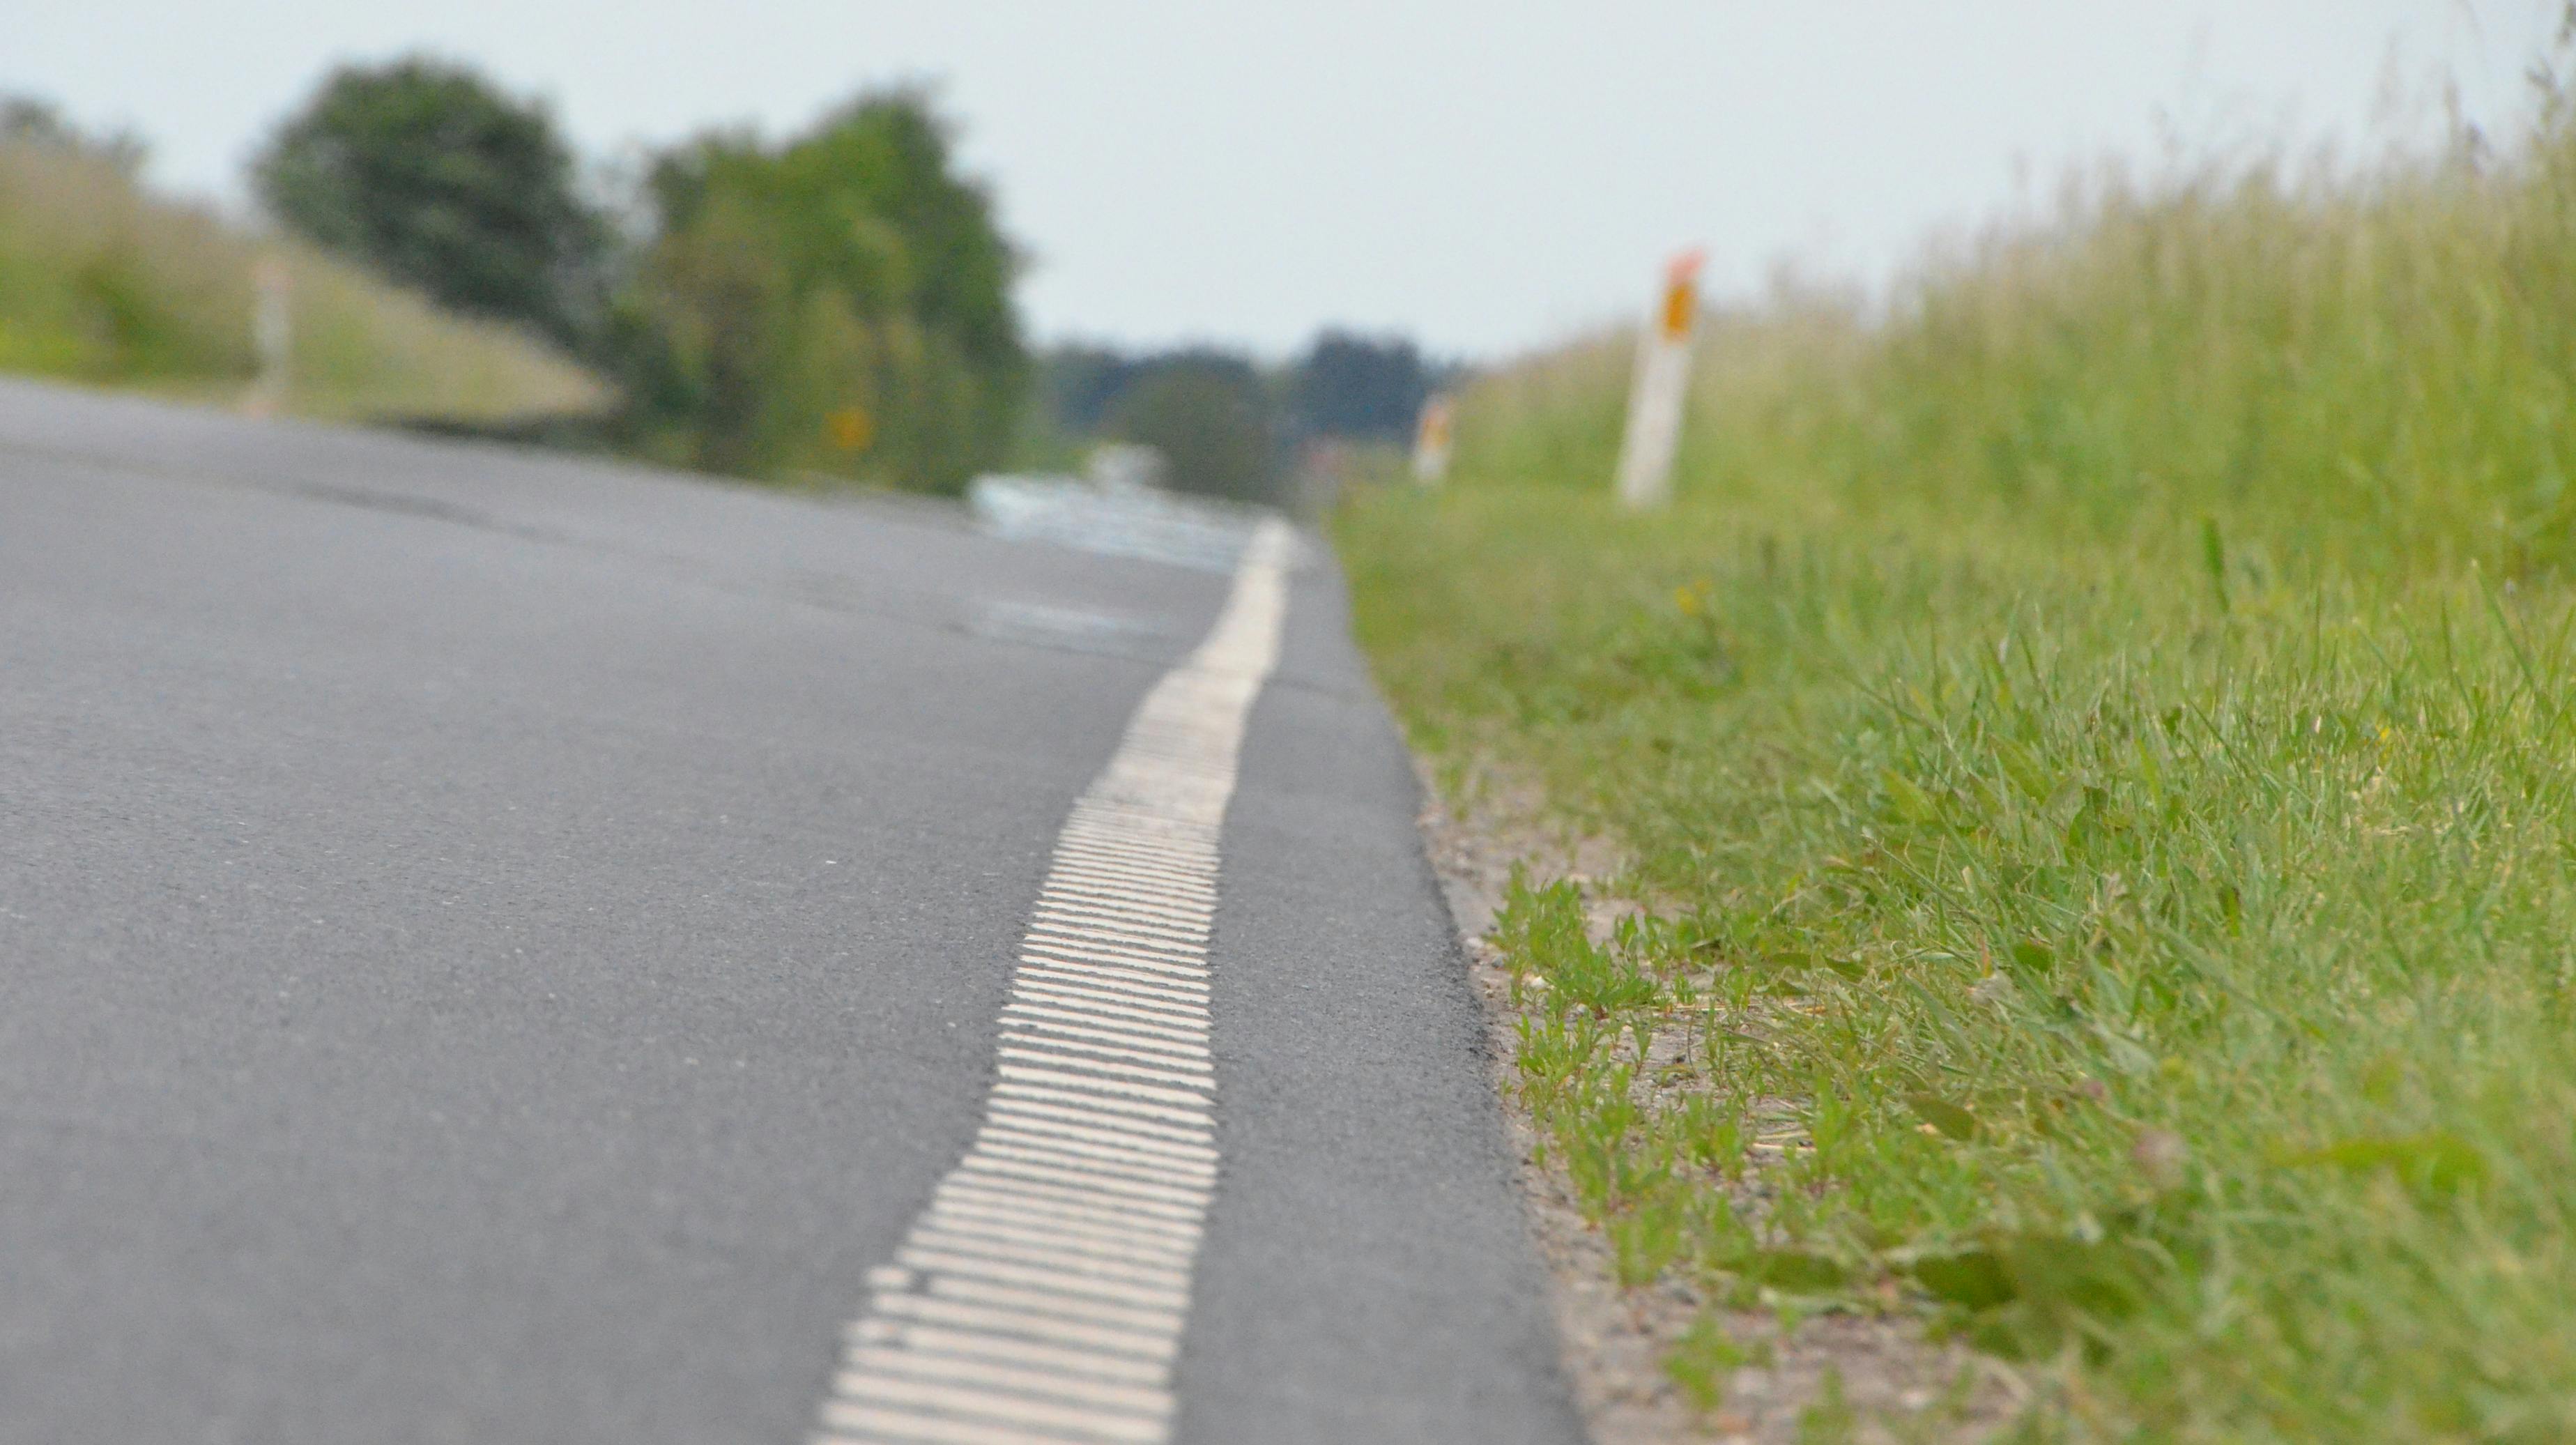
xmin=1409 ymin=759 xmax=2019 ymax=1444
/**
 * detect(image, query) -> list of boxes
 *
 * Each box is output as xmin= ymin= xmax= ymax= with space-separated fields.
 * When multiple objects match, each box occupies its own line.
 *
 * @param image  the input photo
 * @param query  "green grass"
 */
xmin=0 ymin=137 xmax=604 ymax=422
xmin=1340 ymin=98 xmax=2576 ymax=1442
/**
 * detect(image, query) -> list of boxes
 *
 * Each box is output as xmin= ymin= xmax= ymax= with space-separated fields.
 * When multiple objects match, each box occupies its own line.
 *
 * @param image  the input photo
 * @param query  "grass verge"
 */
xmin=1340 ymin=100 xmax=2576 ymax=1442
xmin=0 ymin=137 xmax=604 ymax=423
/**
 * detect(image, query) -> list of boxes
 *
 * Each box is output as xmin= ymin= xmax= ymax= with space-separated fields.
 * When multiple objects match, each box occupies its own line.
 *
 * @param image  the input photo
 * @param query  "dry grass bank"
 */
xmin=0 ymin=138 xmax=605 ymax=423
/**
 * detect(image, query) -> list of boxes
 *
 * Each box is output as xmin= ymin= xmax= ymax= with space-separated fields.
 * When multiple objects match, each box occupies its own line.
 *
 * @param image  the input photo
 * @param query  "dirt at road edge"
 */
xmin=1411 ymin=761 xmax=2017 ymax=1445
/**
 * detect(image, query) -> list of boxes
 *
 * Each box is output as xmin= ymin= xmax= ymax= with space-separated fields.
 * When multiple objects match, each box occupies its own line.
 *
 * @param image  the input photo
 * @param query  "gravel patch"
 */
xmin=1411 ymin=760 xmax=2017 ymax=1444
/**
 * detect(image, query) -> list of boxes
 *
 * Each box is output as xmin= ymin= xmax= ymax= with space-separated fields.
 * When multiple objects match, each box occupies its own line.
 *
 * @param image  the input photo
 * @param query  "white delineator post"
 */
xmin=247 ymin=255 xmax=291 ymax=419
xmin=1613 ymin=250 xmax=1703 ymax=509
xmin=1411 ymin=393 xmax=1454 ymax=485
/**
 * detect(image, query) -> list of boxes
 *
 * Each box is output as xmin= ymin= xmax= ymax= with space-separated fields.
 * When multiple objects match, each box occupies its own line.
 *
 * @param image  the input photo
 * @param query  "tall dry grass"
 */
xmin=0 ymin=138 xmax=604 ymax=422
xmin=1451 ymin=118 xmax=2576 ymax=581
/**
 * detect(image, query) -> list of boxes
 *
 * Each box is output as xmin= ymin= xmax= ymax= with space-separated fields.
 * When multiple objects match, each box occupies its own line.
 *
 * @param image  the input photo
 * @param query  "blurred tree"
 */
xmin=614 ymin=91 xmax=1026 ymax=490
xmin=254 ymin=58 xmax=606 ymax=349
xmin=1108 ymin=352 xmax=1278 ymax=501
xmin=1289 ymin=329 xmax=1432 ymax=440
xmin=0 ymin=95 xmax=146 ymax=171
xmin=1038 ymin=344 xmax=1144 ymax=434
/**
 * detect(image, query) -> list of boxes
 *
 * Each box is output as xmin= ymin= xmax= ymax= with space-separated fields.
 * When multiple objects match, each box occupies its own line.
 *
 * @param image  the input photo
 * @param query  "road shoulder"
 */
xmin=1173 ymin=542 xmax=1586 ymax=1444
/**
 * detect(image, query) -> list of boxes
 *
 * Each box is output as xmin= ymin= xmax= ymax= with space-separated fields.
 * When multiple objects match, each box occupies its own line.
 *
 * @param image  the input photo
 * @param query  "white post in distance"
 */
xmin=247 ymin=254 xmax=291 ymax=420
xmin=1411 ymin=393 xmax=1454 ymax=485
xmin=1613 ymin=249 xmax=1702 ymax=509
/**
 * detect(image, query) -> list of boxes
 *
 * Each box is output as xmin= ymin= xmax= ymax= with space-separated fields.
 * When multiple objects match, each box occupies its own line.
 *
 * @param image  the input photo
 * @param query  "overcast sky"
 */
xmin=5 ymin=2 xmax=2561 ymax=359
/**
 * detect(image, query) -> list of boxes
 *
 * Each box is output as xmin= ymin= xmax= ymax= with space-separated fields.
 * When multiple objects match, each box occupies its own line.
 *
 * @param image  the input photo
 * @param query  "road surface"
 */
xmin=0 ymin=380 xmax=1581 ymax=1445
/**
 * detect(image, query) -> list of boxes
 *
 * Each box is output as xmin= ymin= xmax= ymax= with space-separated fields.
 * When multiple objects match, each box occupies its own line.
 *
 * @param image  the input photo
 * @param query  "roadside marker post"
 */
xmin=247 ymin=254 xmax=291 ymax=420
xmin=1613 ymin=250 xmax=1703 ymax=509
xmin=1411 ymin=394 xmax=1454 ymax=485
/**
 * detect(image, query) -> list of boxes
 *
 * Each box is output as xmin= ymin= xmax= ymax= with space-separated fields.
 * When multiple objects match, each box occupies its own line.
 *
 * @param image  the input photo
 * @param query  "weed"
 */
xmin=1664 ymin=1313 xmax=1768 ymax=1414
xmin=1796 ymin=1367 xmax=1857 ymax=1444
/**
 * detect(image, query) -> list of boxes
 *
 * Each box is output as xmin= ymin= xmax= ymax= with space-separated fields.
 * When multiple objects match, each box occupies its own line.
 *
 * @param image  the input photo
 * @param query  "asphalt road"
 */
xmin=0 ymin=380 xmax=1582 ymax=1445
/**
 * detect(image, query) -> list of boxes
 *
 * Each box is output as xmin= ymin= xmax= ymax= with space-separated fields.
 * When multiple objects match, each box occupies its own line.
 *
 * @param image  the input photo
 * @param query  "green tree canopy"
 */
xmin=615 ymin=91 xmax=1026 ymax=491
xmin=1108 ymin=353 xmax=1278 ymax=501
xmin=254 ymin=58 xmax=604 ymax=349
xmin=1289 ymin=330 xmax=1434 ymax=441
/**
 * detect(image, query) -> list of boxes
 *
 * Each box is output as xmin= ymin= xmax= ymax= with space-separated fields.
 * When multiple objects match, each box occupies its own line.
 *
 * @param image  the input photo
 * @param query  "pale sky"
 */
xmin=4 ymin=2 xmax=2560 ymax=359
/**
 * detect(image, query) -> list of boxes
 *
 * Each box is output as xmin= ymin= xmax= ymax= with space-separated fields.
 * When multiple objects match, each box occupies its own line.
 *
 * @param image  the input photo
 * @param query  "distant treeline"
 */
xmin=248 ymin=57 xmax=1454 ymax=502
xmin=1032 ymin=332 xmax=1459 ymax=502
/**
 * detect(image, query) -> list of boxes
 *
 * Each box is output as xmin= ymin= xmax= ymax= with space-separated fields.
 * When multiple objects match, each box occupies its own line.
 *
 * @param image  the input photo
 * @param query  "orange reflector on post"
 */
xmin=1412 ymin=395 xmax=1454 ymax=485
xmin=1659 ymin=250 xmax=1703 ymax=342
